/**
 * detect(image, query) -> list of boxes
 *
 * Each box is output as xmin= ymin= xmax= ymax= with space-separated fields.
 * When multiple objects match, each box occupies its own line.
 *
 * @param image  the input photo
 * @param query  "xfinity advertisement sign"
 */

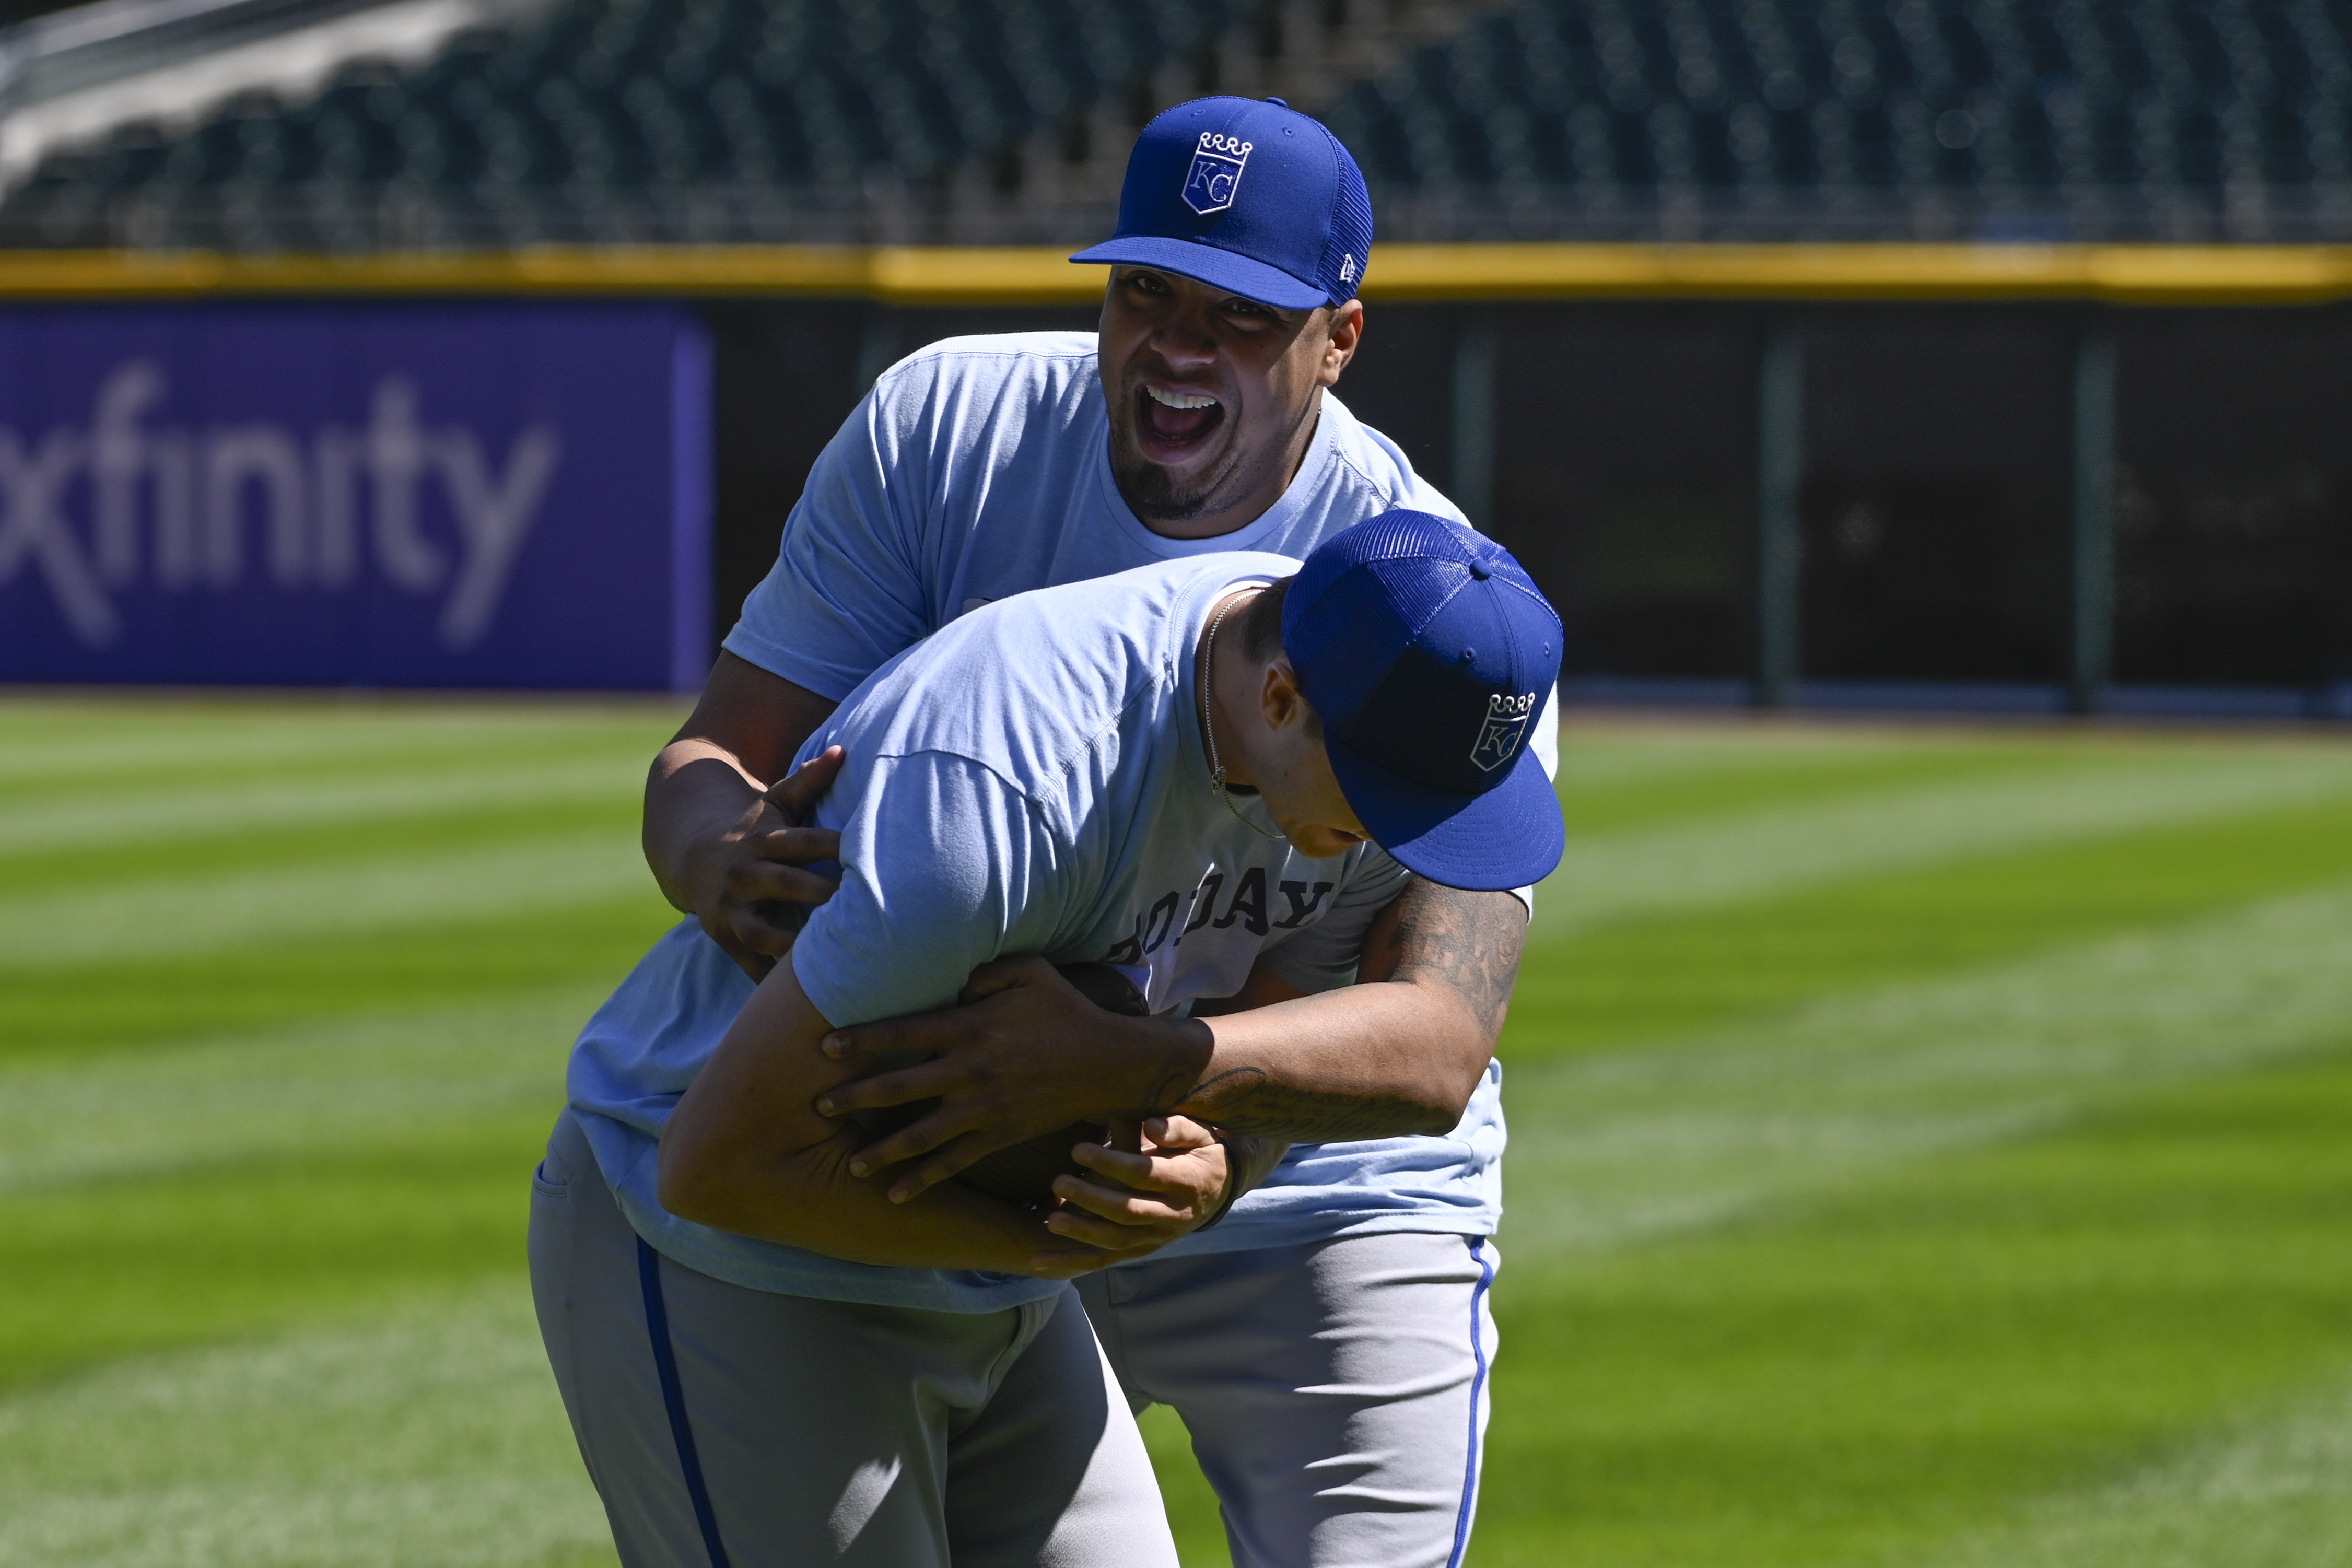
xmin=0 ymin=305 xmax=709 ymax=690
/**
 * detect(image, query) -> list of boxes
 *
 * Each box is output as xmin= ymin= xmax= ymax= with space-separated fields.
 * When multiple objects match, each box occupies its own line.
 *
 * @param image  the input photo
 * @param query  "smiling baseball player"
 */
xmin=625 ymin=97 xmax=1559 ymax=1567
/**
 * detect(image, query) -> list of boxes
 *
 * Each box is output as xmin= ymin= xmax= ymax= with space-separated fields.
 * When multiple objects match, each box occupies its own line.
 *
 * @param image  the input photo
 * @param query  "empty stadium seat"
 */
xmin=7 ymin=0 xmax=2352 ymax=249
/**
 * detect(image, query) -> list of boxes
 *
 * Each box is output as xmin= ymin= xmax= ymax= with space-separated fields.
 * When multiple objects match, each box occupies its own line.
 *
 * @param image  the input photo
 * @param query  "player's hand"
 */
xmin=979 ymin=1207 xmax=1129 ymax=1280
xmin=1036 ymin=1115 xmax=1231 ymax=1262
xmin=816 ymin=956 xmax=1211 ymax=1203
xmin=682 ymin=747 xmax=846 ymax=981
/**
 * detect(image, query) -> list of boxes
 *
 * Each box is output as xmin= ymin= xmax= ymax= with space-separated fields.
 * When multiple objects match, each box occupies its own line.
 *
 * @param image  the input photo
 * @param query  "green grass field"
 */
xmin=4 ymin=697 xmax=2350 ymax=1567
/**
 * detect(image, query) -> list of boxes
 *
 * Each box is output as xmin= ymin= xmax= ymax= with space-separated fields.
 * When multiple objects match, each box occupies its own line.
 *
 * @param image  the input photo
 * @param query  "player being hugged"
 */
xmin=534 ymin=514 xmax=1562 ymax=1566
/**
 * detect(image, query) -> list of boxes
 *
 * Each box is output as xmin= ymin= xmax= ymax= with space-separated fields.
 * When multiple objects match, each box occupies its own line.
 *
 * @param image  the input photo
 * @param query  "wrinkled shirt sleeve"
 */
xmin=789 ymin=751 xmax=1069 ymax=1027
xmin=723 ymin=375 xmax=936 ymax=701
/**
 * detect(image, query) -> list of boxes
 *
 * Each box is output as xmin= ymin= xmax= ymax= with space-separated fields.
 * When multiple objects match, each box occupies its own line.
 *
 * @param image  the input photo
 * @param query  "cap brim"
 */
xmin=1325 ymin=731 xmax=1565 ymax=892
xmin=1070 ymin=235 xmax=1332 ymax=310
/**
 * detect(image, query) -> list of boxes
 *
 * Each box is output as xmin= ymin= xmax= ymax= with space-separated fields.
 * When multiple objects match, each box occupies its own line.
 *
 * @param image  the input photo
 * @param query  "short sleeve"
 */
xmin=722 ymin=378 xmax=935 ymax=701
xmin=1398 ymin=468 xmax=1470 ymax=527
xmin=789 ymin=752 xmax=1069 ymax=1028
xmin=1254 ymin=848 xmax=1412 ymax=996
xmin=1349 ymin=413 xmax=1469 ymax=527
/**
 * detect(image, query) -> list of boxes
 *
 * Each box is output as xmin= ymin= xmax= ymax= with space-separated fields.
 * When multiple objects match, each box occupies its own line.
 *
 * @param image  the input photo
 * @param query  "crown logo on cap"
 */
xmin=1470 ymin=692 xmax=1537 ymax=773
xmin=1182 ymin=132 xmax=1252 ymax=215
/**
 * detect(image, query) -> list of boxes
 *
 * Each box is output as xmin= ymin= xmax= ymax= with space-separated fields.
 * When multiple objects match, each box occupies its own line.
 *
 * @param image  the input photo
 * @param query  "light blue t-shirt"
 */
xmin=571 ymin=332 xmax=1531 ymax=1310
xmin=572 ymin=556 xmax=1416 ymax=1310
xmin=721 ymin=331 xmax=1470 ymax=703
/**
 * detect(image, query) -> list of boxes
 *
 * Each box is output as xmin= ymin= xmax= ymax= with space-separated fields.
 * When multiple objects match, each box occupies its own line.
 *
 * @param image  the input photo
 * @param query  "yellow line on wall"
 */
xmin=6 ymin=243 xmax=2352 ymax=304
xmin=1367 ymin=242 xmax=2352 ymax=302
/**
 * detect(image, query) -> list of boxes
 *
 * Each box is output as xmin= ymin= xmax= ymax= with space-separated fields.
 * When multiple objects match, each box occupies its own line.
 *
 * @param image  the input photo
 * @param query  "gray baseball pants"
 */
xmin=1076 ymin=1230 xmax=1499 ymax=1568
xmin=528 ymin=1109 xmax=1178 ymax=1568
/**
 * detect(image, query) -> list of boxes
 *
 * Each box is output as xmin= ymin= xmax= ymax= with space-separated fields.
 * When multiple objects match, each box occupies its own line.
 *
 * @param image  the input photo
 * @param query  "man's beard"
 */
xmin=1111 ymin=440 xmax=1225 ymax=521
xmin=1107 ymin=410 xmax=1288 ymax=524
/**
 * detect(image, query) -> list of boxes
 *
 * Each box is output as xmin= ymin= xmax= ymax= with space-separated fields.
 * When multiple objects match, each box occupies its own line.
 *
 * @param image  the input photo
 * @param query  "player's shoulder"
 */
xmin=876 ymin=331 xmax=1099 ymax=396
xmin=979 ymin=551 xmax=1297 ymax=656
xmin=887 ymin=552 xmax=1294 ymax=777
xmin=1314 ymin=391 xmax=1470 ymax=528
xmin=864 ymin=332 xmax=1102 ymax=451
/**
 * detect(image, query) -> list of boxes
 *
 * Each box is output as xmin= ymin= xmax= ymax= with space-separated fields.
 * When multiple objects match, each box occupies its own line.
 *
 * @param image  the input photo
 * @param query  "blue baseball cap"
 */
xmin=1071 ymin=96 xmax=1373 ymax=310
xmin=1283 ymin=512 xmax=1565 ymax=892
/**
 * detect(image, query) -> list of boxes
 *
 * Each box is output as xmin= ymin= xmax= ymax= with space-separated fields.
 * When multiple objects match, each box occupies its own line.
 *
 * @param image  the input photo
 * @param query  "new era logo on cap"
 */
xmin=1183 ymin=132 xmax=1252 ymax=214
xmin=1071 ymin=96 xmax=1375 ymax=311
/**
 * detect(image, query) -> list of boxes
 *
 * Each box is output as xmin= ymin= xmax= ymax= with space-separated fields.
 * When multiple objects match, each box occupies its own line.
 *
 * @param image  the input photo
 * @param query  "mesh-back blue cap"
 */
xmin=1071 ymin=96 xmax=1373 ymax=310
xmin=1282 ymin=512 xmax=1565 ymax=891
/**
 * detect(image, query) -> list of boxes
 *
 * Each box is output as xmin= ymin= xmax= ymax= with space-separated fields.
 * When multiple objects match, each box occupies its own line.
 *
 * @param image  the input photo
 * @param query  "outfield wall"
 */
xmin=1 ymin=245 xmax=2347 ymax=710
xmin=716 ymin=294 xmax=2352 ymax=717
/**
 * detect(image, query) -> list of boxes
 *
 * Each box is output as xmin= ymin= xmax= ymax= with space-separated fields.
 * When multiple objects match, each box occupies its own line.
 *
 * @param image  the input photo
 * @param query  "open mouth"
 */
xmin=1135 ymin=382 xmax=1225 ymax=454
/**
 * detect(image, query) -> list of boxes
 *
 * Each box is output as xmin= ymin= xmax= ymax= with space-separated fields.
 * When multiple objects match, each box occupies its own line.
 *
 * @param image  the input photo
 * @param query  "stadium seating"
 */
xmin=5 ymin=0 xmax=2352 ymax=248
xmin=1325 ymin=0 xmax=2352 ymax=240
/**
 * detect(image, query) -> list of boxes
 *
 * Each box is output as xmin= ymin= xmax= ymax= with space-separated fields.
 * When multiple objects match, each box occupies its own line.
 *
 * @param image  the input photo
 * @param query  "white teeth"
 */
xmin=1146 ymin=385 xmax=1219 ymax=411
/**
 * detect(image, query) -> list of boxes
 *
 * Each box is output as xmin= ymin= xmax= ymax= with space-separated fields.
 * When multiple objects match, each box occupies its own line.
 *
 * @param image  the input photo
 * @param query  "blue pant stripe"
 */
xmin=637 ymin=1236 xmax=733 ymax=1568
xmin=1447 ymin=1237 xmax=1496 ymax=1568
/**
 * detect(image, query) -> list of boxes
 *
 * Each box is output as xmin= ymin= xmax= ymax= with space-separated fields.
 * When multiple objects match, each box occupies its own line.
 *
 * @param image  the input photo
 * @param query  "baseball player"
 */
xmin=632 ymin=98 xmax=1555 ymax=1566
xmin=534 ymin=517 xmax=1563 ymax=1565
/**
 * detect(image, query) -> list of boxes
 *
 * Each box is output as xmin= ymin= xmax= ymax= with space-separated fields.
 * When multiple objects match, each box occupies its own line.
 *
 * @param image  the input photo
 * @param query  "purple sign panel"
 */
xmin=0 ymin=303 xmax=709 ymax=690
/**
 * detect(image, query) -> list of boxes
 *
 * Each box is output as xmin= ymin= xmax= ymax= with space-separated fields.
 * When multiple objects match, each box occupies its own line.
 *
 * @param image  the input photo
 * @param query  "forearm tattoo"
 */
xmin=1172 ymin=882 xmax=1528 ymax=1141
xmin=1180 ymin=1067 xmax=1440 ymax=1140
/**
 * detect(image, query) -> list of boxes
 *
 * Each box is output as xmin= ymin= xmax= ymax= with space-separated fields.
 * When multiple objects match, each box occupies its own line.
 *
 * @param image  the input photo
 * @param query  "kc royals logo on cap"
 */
xmin=1072 ymin=96 xmax=1375 ymax=310
xmin=1182 ymin=131 xmax=1252 ymax=214
xmin=1471 ymin=692 xmax=1537 ymax=772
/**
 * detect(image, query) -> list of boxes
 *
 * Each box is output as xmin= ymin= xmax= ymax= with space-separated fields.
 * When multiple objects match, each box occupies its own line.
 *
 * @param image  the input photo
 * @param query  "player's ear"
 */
xmin=1259 ymin=657 xmax=1309 ymax=733
xmin=1321 ymin=301 xmax=1363 ymax=384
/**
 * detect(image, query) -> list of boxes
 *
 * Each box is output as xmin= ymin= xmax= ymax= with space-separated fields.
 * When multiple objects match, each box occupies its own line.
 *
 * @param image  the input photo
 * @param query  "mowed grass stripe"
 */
xmin=0 ymin=749 xmax=651 ymax=858
xmin=0 ymin=899 xmax=683 ymax=1062
xmin=0 ymin=831 xmax=663 ymax=968
xmin=1928 ymin=1370 xmax=2352 ymax=1568
xmin=1534 ymin=741 xmax=2352 ymax=939
xmin=0 ymin=793 xmax=655 ymax=900
xmin=0 ymin=1285 xmax=615 ymax=1568
xmin=0 ymin=1114 xmax=560 ymax=1391
xmin=1501 ymin=879 xmax=2352 ymax=1256
xmin=1555 ymin=730 xmax=2086 ymax=836
xmin=1541 ymin=720 xmax=2043 ymax=793
xmin=0 ymin=701 xmax=680 ymax=797
xmin=0 ymin=987 xmax=602 ymax=1194
xmin=1512 ymin=790 xmax=2352 ymax=1055
xmin=1477 ymin=1048 xmax=2352 ymax=1568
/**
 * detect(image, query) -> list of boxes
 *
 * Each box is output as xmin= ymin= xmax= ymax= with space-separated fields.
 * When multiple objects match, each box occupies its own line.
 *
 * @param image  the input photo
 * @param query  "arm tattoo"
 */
xmin=1142 ymin=1064 xmax=1200 ymax=1116
xmin=1376 ymin=880 xmax=1527 ymax=1038
xmin=1164 ymin=883 xmax=1529 ymax=1142
xmin=1179 ymin=1067 xmax=1440 ymax=1141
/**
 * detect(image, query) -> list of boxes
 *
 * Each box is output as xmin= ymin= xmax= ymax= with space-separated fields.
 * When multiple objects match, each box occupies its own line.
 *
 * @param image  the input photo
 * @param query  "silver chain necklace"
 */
xmin=1201 ymin=592 xmax=1286 ymax=841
